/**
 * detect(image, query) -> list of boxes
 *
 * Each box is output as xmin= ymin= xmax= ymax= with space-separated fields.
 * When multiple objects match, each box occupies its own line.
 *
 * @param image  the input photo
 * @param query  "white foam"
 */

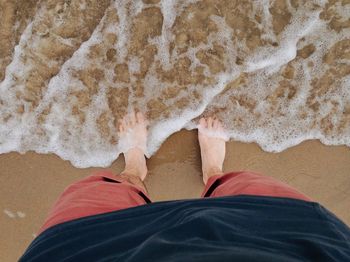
xmin=245 ymin=8 xmax=321 ymax=73
xmin=128 ymin=56 xmax=141 ymax=74
xmin=149 ymin=72 xmax=234 ymax=156
xmin=17 ymin=211 xmax=26 ymax=218
xmin=197 ymin=124 xmax=230 ymax=141
xmin=115 ymin=1 xmax=132 ymax=62
xmin=118 ymin=121 xmax=148 ymax=156
xmin=0 ymin=0 xmax=349 ymax=168
xmin=3 ymin=209 xmax=16 ymax=218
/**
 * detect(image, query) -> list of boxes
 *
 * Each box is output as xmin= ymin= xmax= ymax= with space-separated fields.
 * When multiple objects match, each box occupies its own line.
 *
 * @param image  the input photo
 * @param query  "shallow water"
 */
xmin=0 ymin=0 xmax=349 ymax=167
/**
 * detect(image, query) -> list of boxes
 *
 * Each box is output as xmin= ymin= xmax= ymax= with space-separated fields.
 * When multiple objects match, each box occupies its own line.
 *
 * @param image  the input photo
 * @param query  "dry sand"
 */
xmin=1 ymin=130 xmax=350 ymax=261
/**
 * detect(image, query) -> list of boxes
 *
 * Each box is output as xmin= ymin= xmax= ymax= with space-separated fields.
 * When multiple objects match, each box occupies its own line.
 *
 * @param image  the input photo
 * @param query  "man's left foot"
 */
xmin=118 ymin=111 xmax=148 ymax=181
xmin=198 ymin=117 xmax=227 ymax=184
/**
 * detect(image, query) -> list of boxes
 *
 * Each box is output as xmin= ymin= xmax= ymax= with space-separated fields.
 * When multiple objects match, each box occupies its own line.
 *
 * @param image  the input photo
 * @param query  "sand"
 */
xmin=1 ymin=1 xmax=350 ymax=261
xmin=1 ymin=130 xmax=350 ymax=261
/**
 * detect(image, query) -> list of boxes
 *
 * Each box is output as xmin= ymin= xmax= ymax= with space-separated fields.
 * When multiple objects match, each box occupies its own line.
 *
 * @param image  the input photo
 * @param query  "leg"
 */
xmin=118 ymin=111 xmax=149 ymax=192
xmin=38 ymin=112 xmax=151 ymax=234
xmin=198 ymin=117 xmax=311 ymax=201
xmin=198 ymin=116 xmax=227 ymax=184
xmin=38 ymin=171 xmax=151 ymax=234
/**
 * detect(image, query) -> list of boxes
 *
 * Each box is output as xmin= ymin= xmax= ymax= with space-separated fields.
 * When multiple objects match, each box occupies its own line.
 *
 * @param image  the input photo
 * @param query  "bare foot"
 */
xmin=118 ymin=111 xmax=148 ymax=181
xmin=198 ymin=117 xmax=227 ymax=184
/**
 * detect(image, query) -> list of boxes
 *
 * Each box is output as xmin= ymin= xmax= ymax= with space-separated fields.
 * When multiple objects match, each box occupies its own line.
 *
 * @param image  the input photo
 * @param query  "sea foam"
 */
xmin=0 ymin=0 xmax=349 ymax=168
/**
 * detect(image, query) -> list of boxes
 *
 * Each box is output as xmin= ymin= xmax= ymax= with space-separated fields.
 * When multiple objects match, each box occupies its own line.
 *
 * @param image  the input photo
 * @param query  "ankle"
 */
xmin=203 ymin=167 xmax=223 ymax=184
xmin=123 ymin=148 xmax=147 ymax=179
xmin=122 ymin=163 xmax=147 ymax=179
xmin=118 ymin=172 xmax=148 ymax=192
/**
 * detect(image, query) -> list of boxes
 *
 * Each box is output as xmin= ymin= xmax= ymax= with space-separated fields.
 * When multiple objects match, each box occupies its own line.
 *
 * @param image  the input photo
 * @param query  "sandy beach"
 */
xmin=1 ymin=130 xmax=350 ymax=261
xmin=1 ymin=0 xmax=350 ymax=261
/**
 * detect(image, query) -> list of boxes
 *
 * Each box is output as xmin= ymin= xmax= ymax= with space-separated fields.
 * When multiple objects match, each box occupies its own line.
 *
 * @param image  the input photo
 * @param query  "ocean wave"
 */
xmin=0 ymin=0 xmax=349 ymax=167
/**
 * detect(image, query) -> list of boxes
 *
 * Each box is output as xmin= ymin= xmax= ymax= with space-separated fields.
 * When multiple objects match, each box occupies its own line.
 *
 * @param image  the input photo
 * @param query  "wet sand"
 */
xmin=1 ymin=130 xmax=350 ymax=261
xmin=1 ymin=0 xmax=349 ymax=169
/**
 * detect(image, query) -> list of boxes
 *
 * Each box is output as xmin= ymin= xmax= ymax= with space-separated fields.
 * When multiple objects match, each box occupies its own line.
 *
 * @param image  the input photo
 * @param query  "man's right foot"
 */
xmin=198 ymin=117 xmax=227 ymax=184
xmin=118 ymin=111 xmax=148 ymax=181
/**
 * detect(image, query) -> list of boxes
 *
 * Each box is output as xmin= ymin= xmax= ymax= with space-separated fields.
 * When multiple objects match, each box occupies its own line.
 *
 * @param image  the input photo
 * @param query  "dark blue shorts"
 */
xmin=20 ymin=195 xmax=350 ymax=262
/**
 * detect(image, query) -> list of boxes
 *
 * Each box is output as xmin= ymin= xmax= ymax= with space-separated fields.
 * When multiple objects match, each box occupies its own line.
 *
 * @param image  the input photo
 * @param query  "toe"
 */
xmin=118 ymin=124 xmax=124 ymax=133
xmin=122 ymin=117 xmax=129 ymax=128
xmin=118 ymin=117 xmax=126 ymax=133
xmin=217 ymin=121 xmax=224 ymax=131
xmin=125 ymin=115 xmax=133 ymax=128
xmin=199 ymin=117 xmax=207 ymax=128
xmin=130 ymin=112 xmax=136 ymax=125
xmin=213 ymin=119 xmax=219 ymax=129
xmin=207 ymin=117 xmax=213 ymax=129
xmin=117 ymin=118 xmax=123 ymax=127
xmin=136 ymin=112 xmax=145 ymax=123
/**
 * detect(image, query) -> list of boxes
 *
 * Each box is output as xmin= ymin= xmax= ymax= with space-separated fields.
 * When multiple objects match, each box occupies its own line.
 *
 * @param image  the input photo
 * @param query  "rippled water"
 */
xmin=0 ymin=0 xmax=349 ymax=167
